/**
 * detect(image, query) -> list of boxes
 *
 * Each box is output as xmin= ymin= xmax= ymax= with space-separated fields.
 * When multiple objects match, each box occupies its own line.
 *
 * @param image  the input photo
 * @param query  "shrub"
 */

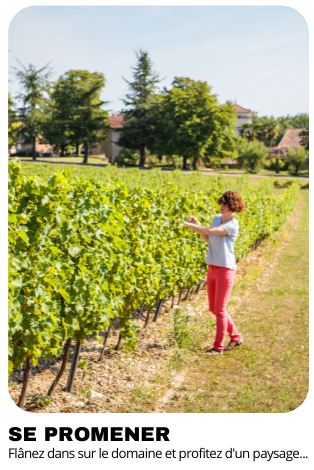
xmin=165 ymin=155 xmax=182 ymax=169
xmin=146 ymin=154 xmax=160 ymax=167
xmin=236 ymin=140 xmax=268 ymax=174
xmin=172 ymin=309 xmax=201 ymax=350
xmin=264 ymin=158 xmax=286 ymax=171
xmin=274 ymin=179 xmax=293 ymax=188
xmin=115 ymin=148 xmax=139 ymax=166
xmin=286 ymin=147 xmax=308 ymax=175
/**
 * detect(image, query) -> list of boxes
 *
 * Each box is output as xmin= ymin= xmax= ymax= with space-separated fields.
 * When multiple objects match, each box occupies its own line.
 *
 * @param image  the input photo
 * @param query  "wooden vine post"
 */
xmin=115 ymin=333 xmax=122 ymax=350
xmin=65 ymin=340 xmax=81 ymax=393
xmin=99 ymin=325 xmax=112 ymax=362
xmin=183 ymin=287 xmax=192 ymax=301
xmin=138 ymin=305 xmax=144 ymax=320
xmin=153 ymin=298 xmax=164 ymax=322
xmin=195 ymin=282 xmax=202 ymax=294
xmin=144 ymin=308 xmax=151 ymax=328
xmin=18 ymin=356 xmax=33 ymax=409
xmin=48 ymin=338 xmax=72 ymax=397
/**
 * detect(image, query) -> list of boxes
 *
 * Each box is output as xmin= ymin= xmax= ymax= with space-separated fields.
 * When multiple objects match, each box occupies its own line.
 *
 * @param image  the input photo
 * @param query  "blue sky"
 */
xmin=8 ymin=6 xmax=309 ymax=117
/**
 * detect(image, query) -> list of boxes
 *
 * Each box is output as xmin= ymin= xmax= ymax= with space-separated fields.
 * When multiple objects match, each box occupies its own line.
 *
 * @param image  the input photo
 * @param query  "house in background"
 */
xmin=234 ymin=103 xmax=252 ymax=136
xmin=270 ymin=128 xmax=303 ymax=156
xmin=11 ymin=137 xmax=54 ymax=156
xmin=89 ymin=115 xmax=124 ymax=161
xmin=11 ymin=115 xmax=124 ymax=160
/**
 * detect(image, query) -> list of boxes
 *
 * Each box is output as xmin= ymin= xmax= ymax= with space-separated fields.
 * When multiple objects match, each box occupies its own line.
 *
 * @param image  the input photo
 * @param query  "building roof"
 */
xmin=109 ymin=115 xmax=124 ymax=129
xmin=277 ymin=128 xmax=302 ymax=149
xmin=234 ymin=103 xmax=251 ymax=113
xmin=269 ymin=148 xmax=286 ymax=157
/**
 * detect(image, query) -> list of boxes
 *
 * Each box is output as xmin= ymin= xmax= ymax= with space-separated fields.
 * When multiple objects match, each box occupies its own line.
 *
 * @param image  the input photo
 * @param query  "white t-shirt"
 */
xmin=205 ymin=214 xmax=239 ymax=270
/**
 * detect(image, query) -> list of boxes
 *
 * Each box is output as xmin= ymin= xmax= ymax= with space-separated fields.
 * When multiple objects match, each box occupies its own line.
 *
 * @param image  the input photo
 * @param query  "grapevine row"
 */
xmin=8 ymin=159 xmax=300 ymax=405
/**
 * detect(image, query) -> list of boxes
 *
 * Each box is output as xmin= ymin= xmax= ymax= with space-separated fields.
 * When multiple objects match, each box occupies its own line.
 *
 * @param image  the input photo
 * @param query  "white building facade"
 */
xmin=234 ymin=103 xmax=252 ymax=136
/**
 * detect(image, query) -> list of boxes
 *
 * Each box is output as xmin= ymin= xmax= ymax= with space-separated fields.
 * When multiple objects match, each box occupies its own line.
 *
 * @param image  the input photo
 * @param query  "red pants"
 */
xmin=206 ymin=264 xmax=242 ymax=351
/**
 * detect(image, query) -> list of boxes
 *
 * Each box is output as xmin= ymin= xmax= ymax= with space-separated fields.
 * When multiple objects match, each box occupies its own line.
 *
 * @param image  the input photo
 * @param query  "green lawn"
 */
xmin=210 ymin=168 xmax=309 ymax=178
xmin=10 ymin=156 xmax=308 ymax=179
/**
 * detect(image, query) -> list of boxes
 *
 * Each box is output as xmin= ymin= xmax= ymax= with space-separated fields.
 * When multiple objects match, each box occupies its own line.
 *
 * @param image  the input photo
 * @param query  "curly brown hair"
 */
xmin=217 ymin=191 xmax=245 ymax=213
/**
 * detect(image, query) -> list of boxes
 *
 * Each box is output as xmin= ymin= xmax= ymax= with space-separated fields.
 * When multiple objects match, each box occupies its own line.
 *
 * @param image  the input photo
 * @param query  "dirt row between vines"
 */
xmin=9 ymin=191 xmax=308 ymax=413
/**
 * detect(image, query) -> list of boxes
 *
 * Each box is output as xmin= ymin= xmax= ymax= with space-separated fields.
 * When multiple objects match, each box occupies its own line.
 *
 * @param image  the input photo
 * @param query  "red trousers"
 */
xmin=206 ymin=264 xmax=242 ymax=351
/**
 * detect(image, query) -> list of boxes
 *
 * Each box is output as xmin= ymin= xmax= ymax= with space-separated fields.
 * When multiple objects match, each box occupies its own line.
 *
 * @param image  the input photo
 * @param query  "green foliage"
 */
xmin=46 ymin=70 xmax=109 ymax=163
xmin=252 ymin=112 xmax=309 ymax=147
xmin=299 ymin=129 xmax=309 ymax=151
xmin=286 ymin=147 xmax=308 ymax=175
xmin=12 ymin=62 xmax=52 ymax=160
xmin=236 ymin=140 xmax=268 ymax=173
xmin=274 ymin=179 xmax=294 ymax=188
xmin=19 ymin=163 xmax=229 ymax=193
xmin=8 ymin=159 xmax=300 ymax=374
xmin=240 ymin=119 xmax=279 ymax=149
xmin=264 ymin=158 xmax=286 ymax=171
xmin=172 ymin=309 xmax=202 ymax=350
xmin=78 ymin=359 xmax=88 ymax=370
xmin=119 ymin=50 xmax=160 ymax=167
xmin=262 ymin=118 xmax=280 ymax=151
xmin=119 ymin=317 xmax=139 ymax=350
xmin=116 ymin=148 xmax=140 ymax=167
xmin=240 ymin=123 xmax=265 ymax=142
xmin=24 ymin=393 xmax=53 ymax=410
xmin=8 ymin=93 xmax=21 ymax=150
xmin=151 ymin=77 xmax=237 ymax=170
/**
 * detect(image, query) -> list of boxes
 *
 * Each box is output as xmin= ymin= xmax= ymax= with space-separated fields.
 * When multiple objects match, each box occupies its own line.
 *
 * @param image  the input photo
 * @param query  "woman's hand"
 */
xmin=187 ymin=214 xmax=200 ymax=225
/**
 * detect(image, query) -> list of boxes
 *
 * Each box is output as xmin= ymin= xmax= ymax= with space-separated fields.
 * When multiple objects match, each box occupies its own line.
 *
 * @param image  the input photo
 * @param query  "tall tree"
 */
xmin=44 ymin=74 xmax=78 ymax=156
xmin=45 ymin=70 xmax=109 ymax=163
xmin=150 ymin=77 xmax=237 ymax=170
xmin=240 ymin=123 xmax=255 ymax=141
xmin=262 ymin=118 xmax=280 ymax=173
xmin=12 ymin=62 xmax=51 ymax=161
xmin=252 ymin=112 xmax=309 ymax=147
xmin=261 ymin=118 xmax=279 ymax=152
xmin=299 ymin=128 xmax=309 ymax=151
xmin=286 ymin=146 xmax=308 ymax=175
xmin=236 ymin=139 xmax=268 ymax=174
xmin=8 ymin=93 xmax=20 ymax=152
xmin=289 ymin=113 xmax=309 ymax=129
xmin=240 ymin=122 xmax=265 ymax=143
xmin=119 ymin=50 xmax=160 ymax=167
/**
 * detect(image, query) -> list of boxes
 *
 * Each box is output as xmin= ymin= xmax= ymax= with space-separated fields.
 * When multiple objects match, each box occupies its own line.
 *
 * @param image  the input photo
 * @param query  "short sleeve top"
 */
xmin=205 ymin=214 xmax=239 ymax=270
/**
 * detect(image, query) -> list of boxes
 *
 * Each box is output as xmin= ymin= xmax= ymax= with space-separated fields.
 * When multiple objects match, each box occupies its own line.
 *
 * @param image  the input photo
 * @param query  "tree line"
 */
xmin=8 ymin=50 xmax=309 ymax=173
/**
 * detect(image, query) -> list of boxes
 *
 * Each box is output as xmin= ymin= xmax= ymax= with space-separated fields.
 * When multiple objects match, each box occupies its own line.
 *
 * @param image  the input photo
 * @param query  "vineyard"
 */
xmin=8 ymin=159 xmax=301 ymax=409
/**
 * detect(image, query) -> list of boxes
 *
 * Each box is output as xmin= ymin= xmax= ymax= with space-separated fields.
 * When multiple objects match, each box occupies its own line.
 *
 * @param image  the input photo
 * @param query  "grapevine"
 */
xmin=8 ymin=159 xmax=300 ymax=404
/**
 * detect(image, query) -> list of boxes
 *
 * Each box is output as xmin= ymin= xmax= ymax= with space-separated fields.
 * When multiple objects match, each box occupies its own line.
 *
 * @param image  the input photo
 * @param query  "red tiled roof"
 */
xmin=234 ymin=103 xmax=251 ymax=113
xmin=109 ymin=115 xmax=124 ymax=129
xmin=277 ymin=128 xmax=302 ymax=149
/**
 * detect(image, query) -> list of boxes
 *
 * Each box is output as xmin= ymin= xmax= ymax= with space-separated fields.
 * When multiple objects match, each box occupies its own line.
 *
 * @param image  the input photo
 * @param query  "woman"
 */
xmin=184 ymin=191 xmax=245 ymax=355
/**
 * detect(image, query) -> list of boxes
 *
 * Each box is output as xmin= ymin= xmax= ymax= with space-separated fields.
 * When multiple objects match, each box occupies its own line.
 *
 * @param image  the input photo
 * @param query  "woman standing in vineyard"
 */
xmin=184 ymin=191 xmax=245 ymax=355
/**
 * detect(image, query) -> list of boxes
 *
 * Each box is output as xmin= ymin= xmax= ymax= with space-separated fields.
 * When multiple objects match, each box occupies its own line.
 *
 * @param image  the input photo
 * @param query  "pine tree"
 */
xmin=45 ymin=70 xmax=109 ymax=163
xmin=12 ymin=62 xmax=51 ymax=161
xmin=119 ymin=50 xmax=160 ymax=167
